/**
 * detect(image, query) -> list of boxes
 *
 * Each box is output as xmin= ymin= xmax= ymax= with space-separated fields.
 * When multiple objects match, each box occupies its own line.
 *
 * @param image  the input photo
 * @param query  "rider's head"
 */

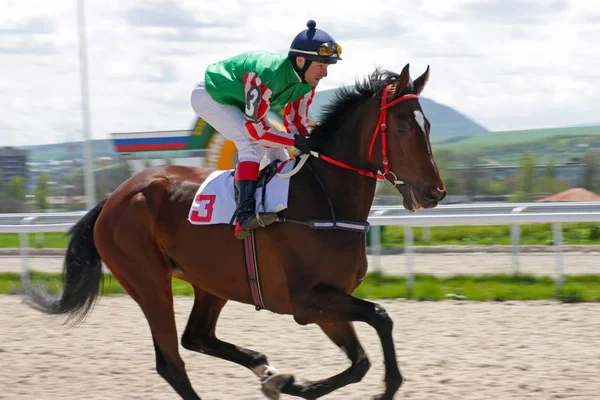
xmin=288 ymin=20 xmax=341 ymax=87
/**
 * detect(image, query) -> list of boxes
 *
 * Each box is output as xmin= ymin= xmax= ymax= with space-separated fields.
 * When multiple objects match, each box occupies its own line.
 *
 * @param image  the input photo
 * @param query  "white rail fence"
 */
xmin=1 ymin=203 xmax=600 ymax=290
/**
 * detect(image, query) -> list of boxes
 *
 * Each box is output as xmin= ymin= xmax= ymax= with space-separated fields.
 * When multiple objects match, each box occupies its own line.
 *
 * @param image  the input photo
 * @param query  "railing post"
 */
xmin=422 ymin=226 xmax=430 ymax=242
xmin=370 ymin=210 xmax=386 ymax=274
xmin=371 ymin=225 xmax=382 ymax=273
xmin=510 ymin=223 xmax=520 ymax=273
xmin=20 ymin=216 xmax=37 ymax=285
xmin=510 ymin=206 xmax=527 ymax=274
xmin=553 ymin=222 xmax=564 ymax=289
xmin=404 ymin=225 xmax=414 ymax=297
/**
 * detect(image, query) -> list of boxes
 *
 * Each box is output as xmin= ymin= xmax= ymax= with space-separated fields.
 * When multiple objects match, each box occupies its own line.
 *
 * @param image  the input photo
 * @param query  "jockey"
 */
xmin=190 ymin=20 xmax=342 ymax=239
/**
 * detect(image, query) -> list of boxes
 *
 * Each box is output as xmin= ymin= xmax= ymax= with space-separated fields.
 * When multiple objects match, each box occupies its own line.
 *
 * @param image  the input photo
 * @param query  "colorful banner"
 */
xmin=113 ymin=130 xmax=190 ymax=152
xmin=111 ymin=113 xmax=289 ymax=170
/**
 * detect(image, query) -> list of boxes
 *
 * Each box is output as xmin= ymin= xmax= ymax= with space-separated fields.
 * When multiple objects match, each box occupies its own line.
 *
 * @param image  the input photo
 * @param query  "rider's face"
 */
xmin=296 ymin=57 xmax=329 ymax=87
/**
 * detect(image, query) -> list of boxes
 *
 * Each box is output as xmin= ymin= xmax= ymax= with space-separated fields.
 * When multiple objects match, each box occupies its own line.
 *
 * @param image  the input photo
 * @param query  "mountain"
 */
xmin=309 ymin=88 xmax=488 ymax=137
xmin=563 ymin=123 xmax=600 ymax=128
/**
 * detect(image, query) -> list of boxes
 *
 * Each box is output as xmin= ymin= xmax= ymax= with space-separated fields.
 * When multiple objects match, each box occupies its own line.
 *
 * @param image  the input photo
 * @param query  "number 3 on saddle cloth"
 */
xmin=187 ymin=159 xmax=294 ymax=228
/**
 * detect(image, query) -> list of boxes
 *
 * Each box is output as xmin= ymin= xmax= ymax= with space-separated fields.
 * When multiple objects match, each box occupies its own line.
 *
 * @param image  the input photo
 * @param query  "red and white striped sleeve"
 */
xmin=283 ymin=88 xmax=315 ymax=136
xmin=243 ymin=72 xmax=295 ymax=148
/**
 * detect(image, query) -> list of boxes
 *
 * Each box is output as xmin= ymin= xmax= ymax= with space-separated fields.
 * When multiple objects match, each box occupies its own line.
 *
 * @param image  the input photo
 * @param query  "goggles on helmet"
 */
xmin=317 ymin=42 xmax=342 ymax=57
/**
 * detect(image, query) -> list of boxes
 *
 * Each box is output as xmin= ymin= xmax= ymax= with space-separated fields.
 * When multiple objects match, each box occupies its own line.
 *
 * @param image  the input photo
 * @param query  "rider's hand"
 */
xmin=293 ymin=134 xmax=316 ymax=154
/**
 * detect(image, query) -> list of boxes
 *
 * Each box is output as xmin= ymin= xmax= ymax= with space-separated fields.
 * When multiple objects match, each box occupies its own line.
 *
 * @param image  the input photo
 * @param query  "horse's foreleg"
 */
xmin=275 ymin=321 xmax=371 ymax=399
xmin=181 ymin=286 xmax=281 ymax=385
xmin=289 ymin=285 xmax=403 ymax=400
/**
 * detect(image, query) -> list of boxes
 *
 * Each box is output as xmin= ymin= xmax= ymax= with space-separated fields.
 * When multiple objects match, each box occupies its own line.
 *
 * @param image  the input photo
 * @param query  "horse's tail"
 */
xmin=24 ymin=199 xmax=107 ymax=325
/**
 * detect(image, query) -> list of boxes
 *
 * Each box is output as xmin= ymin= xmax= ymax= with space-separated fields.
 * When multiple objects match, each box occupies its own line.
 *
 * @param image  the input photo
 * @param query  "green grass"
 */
xmin=0 ymin=271 xmax=196 ymax=297
xmin=0 ymin=232 xmax=70 ymax=248
xmin=354 ymin=272 xmax=600 ymax=302
xmin=3 ymin=271 xmax=600 ymax=303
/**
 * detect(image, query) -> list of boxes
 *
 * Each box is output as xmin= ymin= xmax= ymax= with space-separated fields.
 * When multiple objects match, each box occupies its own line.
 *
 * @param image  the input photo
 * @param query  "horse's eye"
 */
xmin=397 ymin=121 xmax=410 ymax=135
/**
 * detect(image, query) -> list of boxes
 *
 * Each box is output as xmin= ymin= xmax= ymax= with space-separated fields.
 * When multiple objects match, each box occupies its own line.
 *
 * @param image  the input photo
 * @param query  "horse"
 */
xmin=24 ymin=63 xmax=446 ymax=400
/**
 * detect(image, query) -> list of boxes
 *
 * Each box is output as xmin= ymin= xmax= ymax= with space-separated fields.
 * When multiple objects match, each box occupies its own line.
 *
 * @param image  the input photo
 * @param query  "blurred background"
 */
xmin=2 ymin=2 xmax=600 ymax=399
xmin=1 ymin=0 xmax=599 ymax=213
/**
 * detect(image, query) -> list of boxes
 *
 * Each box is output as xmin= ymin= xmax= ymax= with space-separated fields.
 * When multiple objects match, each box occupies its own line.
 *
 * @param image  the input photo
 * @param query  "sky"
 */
xmin=1 ymin=0 xmax=599 ymax=147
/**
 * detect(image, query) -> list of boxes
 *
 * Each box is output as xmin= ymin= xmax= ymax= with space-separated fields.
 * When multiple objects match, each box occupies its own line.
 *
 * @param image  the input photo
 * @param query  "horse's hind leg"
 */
xmin=181 ymin=285 xmax=280 ymax=383
xmin=265 ymin=322 xmax=371 ymax=399
xmin=143 ymin=286 xmax=200 ymax=400
xmin=103 ymin=255 xmax=201 ymax=400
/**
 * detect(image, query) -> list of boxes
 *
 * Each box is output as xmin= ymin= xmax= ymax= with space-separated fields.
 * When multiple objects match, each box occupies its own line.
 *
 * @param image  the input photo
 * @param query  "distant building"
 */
xmin=0 ymin=146 xmax=28 ymax=183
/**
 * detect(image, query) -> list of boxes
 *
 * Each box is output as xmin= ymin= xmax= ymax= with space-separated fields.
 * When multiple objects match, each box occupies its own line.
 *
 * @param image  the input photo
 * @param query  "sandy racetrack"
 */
xmin=1 ymin=294 xmax=599 ymax=400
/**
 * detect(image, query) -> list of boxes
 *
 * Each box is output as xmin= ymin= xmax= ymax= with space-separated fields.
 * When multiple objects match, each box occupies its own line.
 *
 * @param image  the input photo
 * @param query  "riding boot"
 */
xmin=234 ymin=179 xmax=260 ymax=239
xmin=233 ymin=161 xmax=260 ymax=239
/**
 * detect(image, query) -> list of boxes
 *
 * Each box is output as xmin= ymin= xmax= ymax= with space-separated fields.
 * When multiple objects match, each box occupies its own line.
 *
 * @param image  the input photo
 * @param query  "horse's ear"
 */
xmin=413 ymin=65 xmax=430 ymax=96
xmin=393 ymin=63 xmax=411 ymax=95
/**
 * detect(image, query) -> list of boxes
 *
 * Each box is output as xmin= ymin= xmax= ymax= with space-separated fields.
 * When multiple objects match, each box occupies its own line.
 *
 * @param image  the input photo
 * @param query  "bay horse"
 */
xmin=24 ymin=64 xmax=446 ymax=399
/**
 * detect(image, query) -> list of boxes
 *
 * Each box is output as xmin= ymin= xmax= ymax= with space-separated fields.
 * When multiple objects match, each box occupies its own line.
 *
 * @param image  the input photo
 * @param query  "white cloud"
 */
xmin=1 ymin=0 xmax=600 ymax=147
xmin=0 ymin=16 xmax=56 ymax=34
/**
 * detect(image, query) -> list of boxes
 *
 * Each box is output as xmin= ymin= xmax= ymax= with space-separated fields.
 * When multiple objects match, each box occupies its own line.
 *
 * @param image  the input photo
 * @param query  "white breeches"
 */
xmin=190 ymin=81 xmax=289 ymax=167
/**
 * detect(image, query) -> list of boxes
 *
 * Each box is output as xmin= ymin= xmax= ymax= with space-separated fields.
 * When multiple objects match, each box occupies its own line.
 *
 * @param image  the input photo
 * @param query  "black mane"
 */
xmin=310 ymin=68 xmax=413 ymax=145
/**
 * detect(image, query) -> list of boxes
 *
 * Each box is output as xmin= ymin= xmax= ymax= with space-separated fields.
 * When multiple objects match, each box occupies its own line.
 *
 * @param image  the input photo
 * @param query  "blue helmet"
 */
xmin=288 ymin=20 xmax=342 ymax=64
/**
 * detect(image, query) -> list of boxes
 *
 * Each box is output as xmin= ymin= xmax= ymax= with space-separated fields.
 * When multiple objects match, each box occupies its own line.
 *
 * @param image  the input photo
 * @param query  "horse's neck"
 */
xmin=311 ymin=110 xmax=378 ymax=222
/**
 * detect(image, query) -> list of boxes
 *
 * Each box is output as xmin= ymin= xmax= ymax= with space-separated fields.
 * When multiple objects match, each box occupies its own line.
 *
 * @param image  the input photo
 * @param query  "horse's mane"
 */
xmin=310 ymin=67 xmax=413 ymax=146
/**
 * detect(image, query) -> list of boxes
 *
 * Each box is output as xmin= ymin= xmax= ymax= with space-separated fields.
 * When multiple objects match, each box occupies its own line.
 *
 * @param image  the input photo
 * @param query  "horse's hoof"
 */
xmin=261 ymin=373 xmax=294 ymax=400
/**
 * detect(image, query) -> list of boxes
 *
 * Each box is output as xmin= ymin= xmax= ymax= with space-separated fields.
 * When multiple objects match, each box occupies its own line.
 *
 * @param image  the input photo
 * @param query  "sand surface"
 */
xmin=1 ymin=295 xmax=599 ymax=400
xmin=2 ymin=251 xmax=599 ymax=399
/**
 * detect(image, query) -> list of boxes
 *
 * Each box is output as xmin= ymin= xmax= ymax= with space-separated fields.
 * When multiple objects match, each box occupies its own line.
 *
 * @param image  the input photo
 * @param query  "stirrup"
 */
xmin=234 ymin=222 xmax=251 ymax=239
xmin=254 ymin=212 xmax=279 ymax=228
xmin=241 ymin=212 xmax=278 ymax=231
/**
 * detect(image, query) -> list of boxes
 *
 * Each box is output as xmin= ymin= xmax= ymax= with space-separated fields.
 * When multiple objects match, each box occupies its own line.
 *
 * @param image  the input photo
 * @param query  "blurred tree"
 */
xmin=540 ymin=156 xmax=569 ymax=195
xmin=513 ymin=152 xmax=536 ymax=202
xmin=541 ymin=156 xmax=555 ymax=194
xmin=487 ymin=180 xmax=511 ymax=196
xmin=442 ymin=175 xmax=461 ymax=196
xmin=4 ymin=176 xmax=26 ymax=212
xmin=580 ymin=150 xmax=600 ymax=192
xmin=35 ymin=174 xmax=49 ymax=211
xmin=432 ymin=149 xmax=453 ymax=171
xmin=462 ymin=152 xmax=484 ymax=201
xmin=5 ymin=176 xmax=26 ymax=201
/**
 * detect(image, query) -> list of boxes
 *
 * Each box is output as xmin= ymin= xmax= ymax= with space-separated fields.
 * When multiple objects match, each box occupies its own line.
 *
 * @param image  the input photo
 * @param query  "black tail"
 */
xmin=24 ymin=199 xmax=107 ymax=325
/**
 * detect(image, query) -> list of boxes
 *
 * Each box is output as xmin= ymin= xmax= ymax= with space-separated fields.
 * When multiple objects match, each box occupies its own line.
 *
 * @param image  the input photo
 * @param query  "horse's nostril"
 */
xmin=427 ymin=188 xmax=439 ymax=199
xmin=426 ymin=187 xmax=446 ymax=202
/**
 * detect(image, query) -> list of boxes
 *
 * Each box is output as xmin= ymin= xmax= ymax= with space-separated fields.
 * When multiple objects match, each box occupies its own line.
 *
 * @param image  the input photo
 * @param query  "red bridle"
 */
xmin=309 ymin=84 xmax=418 ymax=186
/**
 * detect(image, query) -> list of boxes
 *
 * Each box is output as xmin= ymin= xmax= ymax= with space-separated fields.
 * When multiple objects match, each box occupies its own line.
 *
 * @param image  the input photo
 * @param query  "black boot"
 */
xmin=234 ymin=179 xmax=258 ymax=239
